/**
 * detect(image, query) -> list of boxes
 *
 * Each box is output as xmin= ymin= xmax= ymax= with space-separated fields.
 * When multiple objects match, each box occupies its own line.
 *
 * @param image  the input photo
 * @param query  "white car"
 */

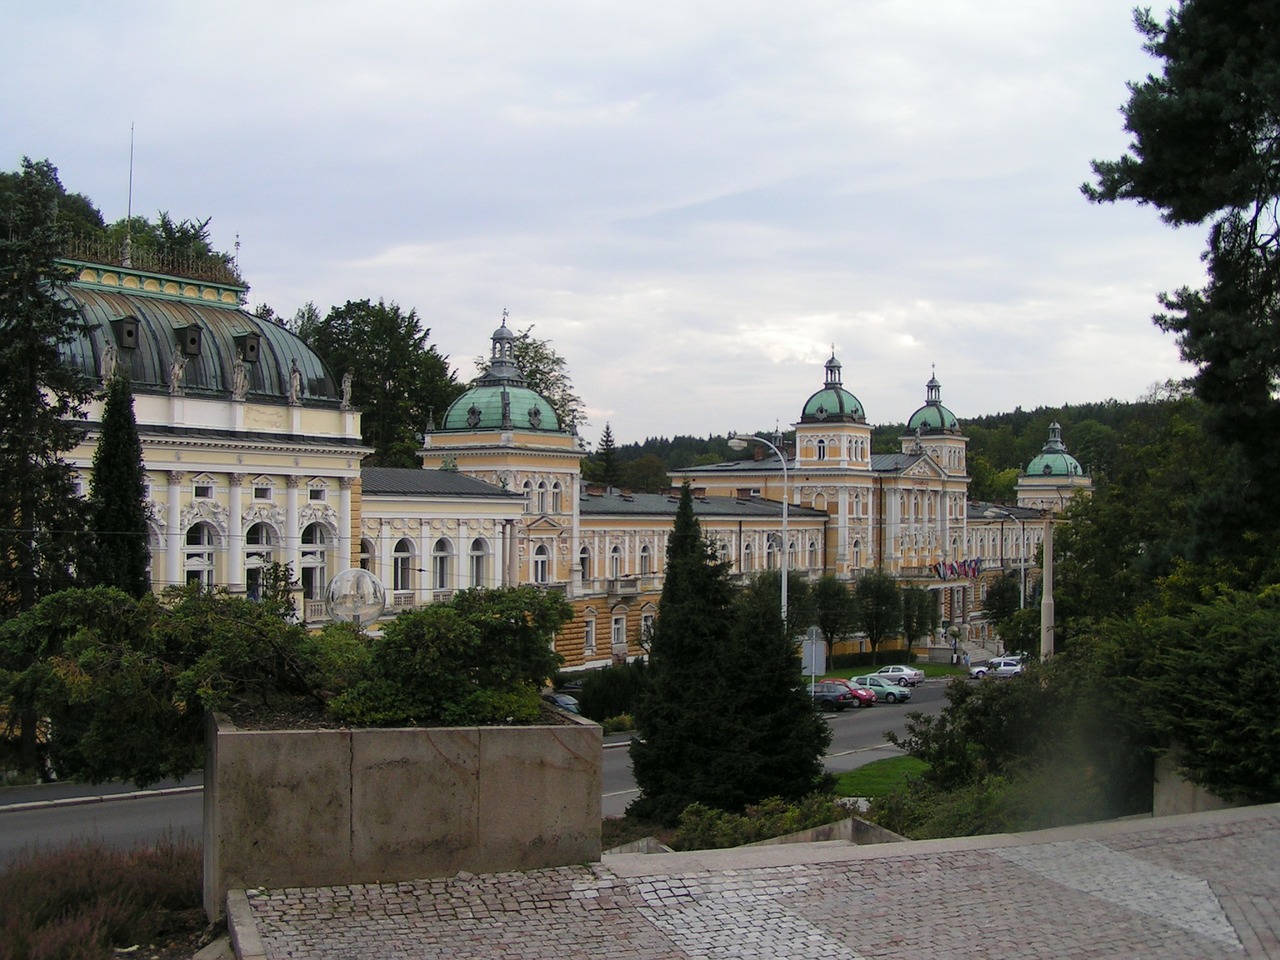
xmin=874 ymin=664 xmax=925 ymax=687
xmin=969 ymin=658 xmax=1024 ymax=679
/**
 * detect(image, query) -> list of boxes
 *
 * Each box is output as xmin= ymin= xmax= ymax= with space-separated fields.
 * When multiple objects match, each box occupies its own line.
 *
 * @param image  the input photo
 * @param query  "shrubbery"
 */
xmin=671 ymin=794 xmax=847 ymax=850
xmin=574 ymin=659 xmax=649 ymax=721
xmin=0 ymin=584 xmax=572 ymax=784
xmin=0 ymin=836 xmax=205 ymax=959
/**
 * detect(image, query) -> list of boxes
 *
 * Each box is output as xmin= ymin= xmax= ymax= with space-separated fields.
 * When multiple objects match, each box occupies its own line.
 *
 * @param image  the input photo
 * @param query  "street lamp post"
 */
xmin=728 ymin=434 xmax=789 ymax=626
xmin=984 ymin=507 xmax=1025 ymax=609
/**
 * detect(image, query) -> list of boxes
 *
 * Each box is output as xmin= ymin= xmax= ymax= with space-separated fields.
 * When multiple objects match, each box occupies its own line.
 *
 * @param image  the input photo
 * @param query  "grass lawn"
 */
xmin=833 ymin=756 xmax=929 ymax=799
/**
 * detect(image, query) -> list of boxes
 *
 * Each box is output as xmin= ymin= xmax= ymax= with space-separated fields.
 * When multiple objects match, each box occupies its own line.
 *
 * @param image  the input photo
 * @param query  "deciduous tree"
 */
xmin=854 ymin=571 xmax=901 ymax=664
xmin=302 ymin=299 xmax=463 ymax=466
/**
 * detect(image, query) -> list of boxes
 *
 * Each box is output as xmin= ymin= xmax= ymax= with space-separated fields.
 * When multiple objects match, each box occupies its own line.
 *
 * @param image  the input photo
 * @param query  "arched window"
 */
xmin=393 ymin=538 xmax=414 ymax=591
xmin=469 ymin=538 xmax=488 ymax=587
xmin=742 ymin=540 xmax=754 ymax=571
xmin=816 ymin=438 xmax=826 ymax=461
xmin=432 ymin=538 xmax=452 ymax=591
xmin=185 ymin=523 xmax=217 ymax=588
xmin=852 ymin=539 xmax=862 ymax=567
xmin=808 ymin=539 xmax=820 ymax=569
xmin=522 ymin=480 xmax=534 ymax=512
xmin=358 ymin=538 xmax=376 ymax=574
xmin=244 ymin=522 xmax=275 ymax=599
xmin=300 ymin=523 xmax=328 ymax=600
xmin=610 ymin=544 xmax=623 ymax=579
xmin=765 ymin=535 xmax=779 ymax=570
xmin=536 ymin=481 xmax=548 ymax=513
xmin=639 ymin=544 xmax=652 ymax=576
xmin=533 ymin=544 xmax=550 ymax=584
xmin=551 ymin=481 xmax=563 ymax=513
xmin=578 ymin=545 xmax=592 ymax=582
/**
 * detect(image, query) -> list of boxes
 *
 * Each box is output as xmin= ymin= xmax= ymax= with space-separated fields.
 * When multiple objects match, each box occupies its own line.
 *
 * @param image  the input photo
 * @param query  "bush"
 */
xmin=328 ymin=587 xmax=572 ymax=728
xmin=600 ymin=713 xmax=635 ymax=734
xmin=671 ymin=794 xmax=847 ymax=851
xmin=575 ymin=660 xmax=650 ymax=721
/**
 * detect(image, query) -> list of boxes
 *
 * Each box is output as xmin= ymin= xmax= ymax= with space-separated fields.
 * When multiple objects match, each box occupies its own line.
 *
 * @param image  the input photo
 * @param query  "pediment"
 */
xmin=526 ymin=516 xmax=563 ymax=533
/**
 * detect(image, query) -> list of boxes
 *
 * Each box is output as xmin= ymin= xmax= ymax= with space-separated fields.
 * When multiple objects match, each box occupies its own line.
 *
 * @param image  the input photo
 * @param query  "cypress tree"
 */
xmin=628 ymin=483 xmax=736 ymax=824
xmin=87 ymin=374 xmax=150 ymax=597
xmin=717 ymin=572 xmax=831 ymax=808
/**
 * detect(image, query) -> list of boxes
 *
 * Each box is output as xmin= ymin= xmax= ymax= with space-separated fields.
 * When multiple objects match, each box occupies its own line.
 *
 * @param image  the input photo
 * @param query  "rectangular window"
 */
xmin=194 ymin=483 xmax=214 ymax=499
xmin=308 ymin=488 xmax=326 ymax=502
xmin=253 ymin=487 xmax=272 ymax=500
xmin=583 ymin=620 xmax=596 ymax=655
xmin=611 ymin=615 xmax=626 ymax=648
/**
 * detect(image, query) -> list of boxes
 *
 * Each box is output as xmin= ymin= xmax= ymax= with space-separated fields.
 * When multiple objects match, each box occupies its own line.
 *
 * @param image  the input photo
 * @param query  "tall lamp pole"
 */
xmin=728 ymin=434 xmax=789 ymax=626
xmin=984 ymin=507 xmax=1025 ymax=609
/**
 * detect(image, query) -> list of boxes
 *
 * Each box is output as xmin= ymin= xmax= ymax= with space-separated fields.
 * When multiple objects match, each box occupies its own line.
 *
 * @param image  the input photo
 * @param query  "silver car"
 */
xmin=969 ymin=658 xmax=1024 ymax=679
xmin=874 ymin=664 xmax=925 ymax=686
xmin=848 ymin=676 xmax=913 ymax=704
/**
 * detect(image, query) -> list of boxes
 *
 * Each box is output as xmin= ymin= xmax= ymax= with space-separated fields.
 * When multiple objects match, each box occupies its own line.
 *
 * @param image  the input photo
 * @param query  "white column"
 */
xmin=165 ymin=470 xmax=183 ymax=589
xmin=227 ymin=474 xmax=245 ymax=592
xmin=338 ymin=477 xmax=354 ymax=570
xmin=285 ymin=477 xmax=300 ymax=576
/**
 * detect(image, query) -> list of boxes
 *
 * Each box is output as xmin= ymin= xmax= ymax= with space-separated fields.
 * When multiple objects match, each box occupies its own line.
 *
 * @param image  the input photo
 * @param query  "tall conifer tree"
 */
xmin=87 ymin=374 xmax=150 ymax=597
xmin=629 ymin=483 xmax=736 ymax=824
xmin=0 ymin=158 xmax=92 ymax=616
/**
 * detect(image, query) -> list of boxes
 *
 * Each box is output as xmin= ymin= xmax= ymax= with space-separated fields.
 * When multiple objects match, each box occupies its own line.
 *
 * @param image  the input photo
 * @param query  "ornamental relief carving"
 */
xmin=242 ymin=502 xmax=286 ymax=529
xmin=181 ymin=499 xmax=229 ymax=535
xmin=298 ymin=502 xmax=338 ymax=530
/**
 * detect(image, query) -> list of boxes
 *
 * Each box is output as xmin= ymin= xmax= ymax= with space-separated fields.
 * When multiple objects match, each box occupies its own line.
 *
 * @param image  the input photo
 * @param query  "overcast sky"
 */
xmin=3 ymin=1 xmax=1205 ymax=448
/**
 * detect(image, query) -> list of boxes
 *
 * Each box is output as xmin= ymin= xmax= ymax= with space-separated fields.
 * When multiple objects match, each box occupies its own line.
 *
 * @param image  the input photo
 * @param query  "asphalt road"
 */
xmin=0 ymin=680 xmax=951 ymax=862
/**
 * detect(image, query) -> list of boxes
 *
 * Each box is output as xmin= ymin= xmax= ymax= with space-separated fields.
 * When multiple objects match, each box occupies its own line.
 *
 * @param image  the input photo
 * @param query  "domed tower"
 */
xmin=438 ymin=317 xmax=563 ymax=434
xmin=794 ymin=351 xmax=872 ymax=469
xmin=422 ymin=314 xmax=585 ymax=588
xmin=1017 ymin=422 xmax=1091 ymax=512
xmin=901 ymin=368 xmax=967 ymax=476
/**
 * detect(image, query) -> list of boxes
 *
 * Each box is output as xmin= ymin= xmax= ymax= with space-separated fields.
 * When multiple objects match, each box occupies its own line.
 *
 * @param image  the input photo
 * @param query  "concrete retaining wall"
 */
xmin=203 ymin=712 xmax=602 ymax=919
xmin=1152 ymin=751 xmax=1240 ymax=818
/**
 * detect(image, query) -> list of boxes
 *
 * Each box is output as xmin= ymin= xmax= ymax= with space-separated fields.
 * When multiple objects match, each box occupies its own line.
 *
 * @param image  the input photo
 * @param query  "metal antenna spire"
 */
xmin=123 ymin=123 xmax=135 ymax=266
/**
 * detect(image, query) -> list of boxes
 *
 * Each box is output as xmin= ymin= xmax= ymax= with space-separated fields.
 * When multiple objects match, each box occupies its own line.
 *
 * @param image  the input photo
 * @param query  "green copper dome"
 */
xmin=801 ymin=353 xmax=865 ymax=422
xmin=439 ymin=315 xmax=563 ymax=433
xmin=906 ymin=371 xmax=959 ymax=434
xmin=1026 ymin=422 xmax=1084 ymax=476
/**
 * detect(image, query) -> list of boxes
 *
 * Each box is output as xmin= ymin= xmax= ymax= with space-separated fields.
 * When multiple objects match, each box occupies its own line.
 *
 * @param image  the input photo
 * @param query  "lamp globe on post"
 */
xmin=728 ymin=433 xmax=789 ymax=628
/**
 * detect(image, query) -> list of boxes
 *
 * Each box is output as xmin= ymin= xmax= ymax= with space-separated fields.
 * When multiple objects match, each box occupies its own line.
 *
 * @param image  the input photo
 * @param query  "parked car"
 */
xmin=811 ymin=681 xmax=860 ymax=712
xmin=968 ymin=658 xmax=1024 ymax=680
xmin=848 ymin=676 xmax=912 ymax=704
xmin=874 ymin=664 xmax=924 ymax=686
xmin=542 ymin=692 xmax=581 ymax=714
xmin=826 ymin=678 xmax=877 ymax=708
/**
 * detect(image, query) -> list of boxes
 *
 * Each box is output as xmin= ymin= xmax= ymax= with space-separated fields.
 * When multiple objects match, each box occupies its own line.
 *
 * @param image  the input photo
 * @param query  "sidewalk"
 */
xmin=230 ymin=803 xmax=1280 ymax=959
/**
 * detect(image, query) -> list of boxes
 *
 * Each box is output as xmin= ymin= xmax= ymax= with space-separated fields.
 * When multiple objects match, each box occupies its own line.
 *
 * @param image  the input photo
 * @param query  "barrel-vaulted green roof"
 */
xmin=55 ymin=268 xmax=338 ymax=404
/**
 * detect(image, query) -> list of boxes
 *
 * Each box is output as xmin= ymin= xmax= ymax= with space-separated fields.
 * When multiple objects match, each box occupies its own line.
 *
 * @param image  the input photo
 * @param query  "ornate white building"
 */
xmin=54 ymin=256 xmax=1082 ymax=666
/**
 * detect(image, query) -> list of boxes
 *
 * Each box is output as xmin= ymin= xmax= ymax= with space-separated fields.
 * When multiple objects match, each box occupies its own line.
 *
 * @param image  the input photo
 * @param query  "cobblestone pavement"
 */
xmin=240 ymin=804 xmax=1280 ymax=959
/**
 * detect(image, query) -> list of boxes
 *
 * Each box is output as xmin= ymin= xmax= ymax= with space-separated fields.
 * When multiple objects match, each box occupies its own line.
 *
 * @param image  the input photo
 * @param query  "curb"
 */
xmin=0 ymin=785 xmax=202 ymax=814
xmin=227 ymin=890 xmax=268 ymax=960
